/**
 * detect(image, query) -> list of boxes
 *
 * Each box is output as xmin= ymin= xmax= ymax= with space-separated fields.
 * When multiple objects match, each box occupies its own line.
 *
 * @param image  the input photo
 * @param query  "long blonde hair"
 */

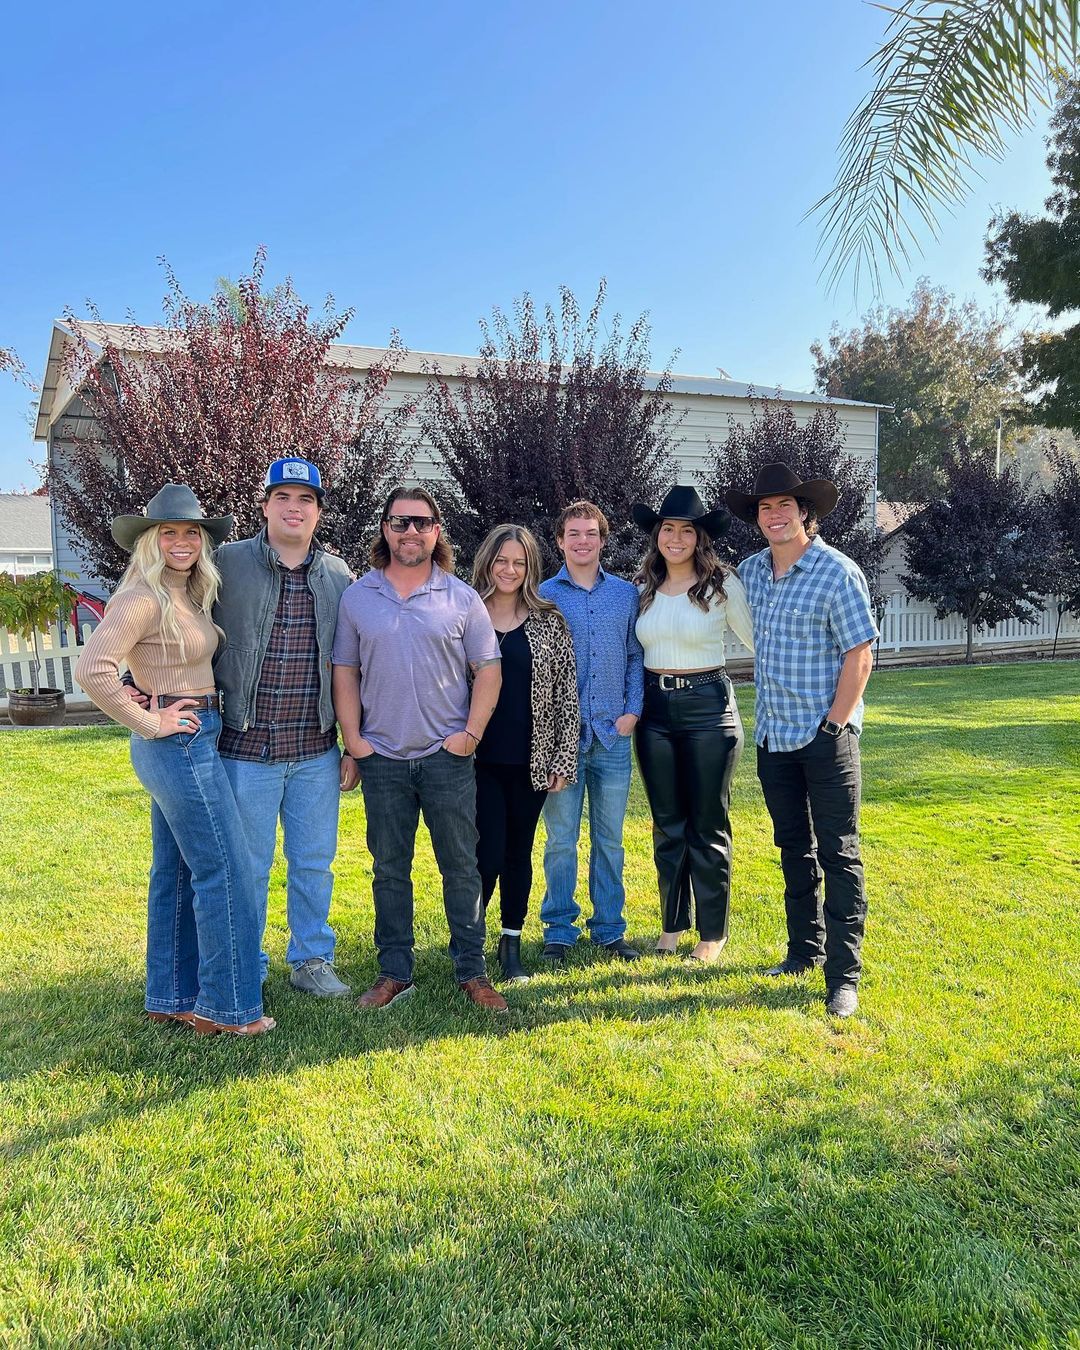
xmin=116 ymin=524 xmax=222 ymax=656
xmin=636 ymin=521 xmax=728 ymax=614
xmin=472 ymin=524 xmax=558 ymax=617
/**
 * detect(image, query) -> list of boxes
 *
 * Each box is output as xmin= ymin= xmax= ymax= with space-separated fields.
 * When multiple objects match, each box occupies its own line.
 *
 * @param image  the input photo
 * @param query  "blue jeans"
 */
xmin=356 ymin=748 xmax=486 ymax=983
xmin=540 ymin=733 xmax=633 ymax=946
xmin=129 ymin=710 xmax=264 ymax=1027
xmin=222 ymin=746 xmax=341 ymax=977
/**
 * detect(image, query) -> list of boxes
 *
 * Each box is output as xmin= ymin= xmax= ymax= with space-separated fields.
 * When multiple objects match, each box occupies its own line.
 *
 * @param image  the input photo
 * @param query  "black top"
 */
xmin=476 ymin=622 xmax=532 ymax=766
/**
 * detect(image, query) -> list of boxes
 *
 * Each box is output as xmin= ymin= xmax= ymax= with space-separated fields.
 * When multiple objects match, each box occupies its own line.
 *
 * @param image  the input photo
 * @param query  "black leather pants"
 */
xmin=634 ymin=676 xmax=744 ymax=941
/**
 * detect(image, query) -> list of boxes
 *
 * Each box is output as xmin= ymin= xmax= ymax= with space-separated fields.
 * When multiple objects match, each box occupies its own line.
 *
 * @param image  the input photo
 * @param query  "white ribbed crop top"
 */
xmin=635 ymin=573 xmax=755 ymax=670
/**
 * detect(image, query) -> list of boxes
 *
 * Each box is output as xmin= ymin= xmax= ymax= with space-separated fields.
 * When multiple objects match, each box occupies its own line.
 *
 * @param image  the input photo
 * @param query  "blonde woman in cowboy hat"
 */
xmin=76 ymin=485 xmax=273 ymax=1036
xmin=630 ymin=486 xmax=755 ymax=962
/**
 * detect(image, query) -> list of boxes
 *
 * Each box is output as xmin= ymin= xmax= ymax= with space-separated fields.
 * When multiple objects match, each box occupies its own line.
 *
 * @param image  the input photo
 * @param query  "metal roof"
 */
xmin=35 ymin=319 xmax=889 ymax=439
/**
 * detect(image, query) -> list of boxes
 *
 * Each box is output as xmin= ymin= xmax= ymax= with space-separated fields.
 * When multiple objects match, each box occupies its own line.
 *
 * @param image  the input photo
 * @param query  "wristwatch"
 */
xmin=820 ymin=717 xmax=846 ymax=737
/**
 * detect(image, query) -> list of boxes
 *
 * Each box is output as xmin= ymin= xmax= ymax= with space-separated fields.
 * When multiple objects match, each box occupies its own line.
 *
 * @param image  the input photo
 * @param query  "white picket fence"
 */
xmin=719 ymin=592 xmax=1080 ymax=665
xmin=1 ymin=597 xmax=1078 ymax=710
xmin=0 ymin=622 xmax=95 ymax=706
xmin=875 ymin=592 xmax=1080 ymax=654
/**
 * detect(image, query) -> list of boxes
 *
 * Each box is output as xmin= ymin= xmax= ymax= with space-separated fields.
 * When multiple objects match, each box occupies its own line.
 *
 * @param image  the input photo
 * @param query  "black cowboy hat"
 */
xmin=724 ymin=462 xmax=839 ymax=524
xmin=631 ymin=485 xmax=730 ymax=540
xmin=111 ymin=484 xmax=234 ymax=552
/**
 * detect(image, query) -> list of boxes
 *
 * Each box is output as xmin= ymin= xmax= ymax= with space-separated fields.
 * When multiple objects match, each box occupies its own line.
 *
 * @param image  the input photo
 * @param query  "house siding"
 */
xmin=47 ymin=364 xmax=881 ymax=592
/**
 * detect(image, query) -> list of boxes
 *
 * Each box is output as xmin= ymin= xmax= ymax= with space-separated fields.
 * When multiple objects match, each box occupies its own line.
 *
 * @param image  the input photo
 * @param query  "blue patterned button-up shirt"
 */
xmin=539 ymin=565 xmax=644 ymax=751
xmin=738 ymin=538 xmax=878 ymax=752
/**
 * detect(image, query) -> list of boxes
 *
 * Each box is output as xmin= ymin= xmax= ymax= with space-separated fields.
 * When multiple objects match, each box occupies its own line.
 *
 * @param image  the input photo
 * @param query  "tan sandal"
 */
xmin=147 ymin=1011 xmax=196 ymax=1027
xmin=688 ymin=939 xmax=727 ymax=965
xmin=192 ymin=1015 xmax=276 ymax=1037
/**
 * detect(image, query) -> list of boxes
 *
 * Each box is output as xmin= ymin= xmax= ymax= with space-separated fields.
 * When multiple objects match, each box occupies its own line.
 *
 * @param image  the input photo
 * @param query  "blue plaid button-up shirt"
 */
xmin=738 ymin=538 xmax=878 ymax=752
xmin=539 ymin=564 xmax=644 ymax=751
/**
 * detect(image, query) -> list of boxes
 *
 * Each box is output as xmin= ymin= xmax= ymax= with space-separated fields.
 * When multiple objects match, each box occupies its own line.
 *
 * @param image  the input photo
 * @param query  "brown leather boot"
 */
xmin=459 ymin=976 xmax=508 ymax=1013
xmin=356 ymin=976 xmax=415 ymax=1009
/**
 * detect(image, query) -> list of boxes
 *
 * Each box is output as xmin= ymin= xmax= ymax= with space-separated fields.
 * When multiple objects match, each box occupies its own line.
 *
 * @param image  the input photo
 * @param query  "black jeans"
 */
xmin=356 ymin=748 xmax=486 ymax=983
xmin=756 ymin=728 xmax=867 ymax=986
xmin=634 ymin=676 xmax=744 ymax=942
xmin=475 ymin=760 xmax=548 ymax=930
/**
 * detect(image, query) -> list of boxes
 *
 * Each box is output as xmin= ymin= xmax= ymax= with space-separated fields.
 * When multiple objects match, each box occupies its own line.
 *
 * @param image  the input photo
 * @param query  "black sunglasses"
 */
xmin=386 ymin=514 xmax=437 ymax=534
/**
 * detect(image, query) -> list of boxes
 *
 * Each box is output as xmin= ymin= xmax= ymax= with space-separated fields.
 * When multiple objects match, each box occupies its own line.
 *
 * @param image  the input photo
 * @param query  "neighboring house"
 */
xmin=0 ymin=493 xmax=53 ymax=577
xmin=876 ymin=501 xmax=924 ymax=595
xmin=34 ymin=320 xmax=886 ymax=593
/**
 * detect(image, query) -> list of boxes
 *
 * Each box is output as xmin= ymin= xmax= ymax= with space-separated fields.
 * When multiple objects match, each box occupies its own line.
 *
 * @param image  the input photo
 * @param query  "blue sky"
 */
xmin=0 ymin=0 xmax=1056 ymax=490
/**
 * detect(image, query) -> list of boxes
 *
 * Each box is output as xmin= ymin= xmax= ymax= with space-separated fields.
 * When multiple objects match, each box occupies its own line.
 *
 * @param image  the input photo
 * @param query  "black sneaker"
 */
xmin=825 ymin=984 xmax=859 ymax=1018
xmin=601 ymin=938 xmax=641 ymax=961
xmin=541 ymin=942 xmax=571 ymax=965
xmin=764 ymin=956 xmax=823 ymax=977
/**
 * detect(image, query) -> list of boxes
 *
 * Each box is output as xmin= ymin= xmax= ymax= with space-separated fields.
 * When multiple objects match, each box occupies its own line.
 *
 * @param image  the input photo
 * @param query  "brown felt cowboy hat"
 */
xmin=111 ymin=484 xmax=234 ymax=552
xmin=630 ymin=485 xmax=730 ymax=540
xmin=724 ymin=462 xmax=839 ymax=524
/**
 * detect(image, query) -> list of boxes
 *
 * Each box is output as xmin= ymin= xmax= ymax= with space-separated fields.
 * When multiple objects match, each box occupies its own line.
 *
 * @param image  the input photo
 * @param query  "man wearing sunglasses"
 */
xmin=332 ymin=486 xmax=507 ymax=1012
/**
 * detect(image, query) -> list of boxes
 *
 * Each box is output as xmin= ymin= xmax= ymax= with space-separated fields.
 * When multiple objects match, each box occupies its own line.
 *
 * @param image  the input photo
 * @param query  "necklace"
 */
xmin=489 ymin=604 xmax=526 ymax=647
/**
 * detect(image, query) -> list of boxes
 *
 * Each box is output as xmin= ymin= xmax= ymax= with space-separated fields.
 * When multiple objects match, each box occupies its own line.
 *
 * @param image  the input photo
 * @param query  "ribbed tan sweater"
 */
xmin=75 ymin=571 xmax=220 ymax=738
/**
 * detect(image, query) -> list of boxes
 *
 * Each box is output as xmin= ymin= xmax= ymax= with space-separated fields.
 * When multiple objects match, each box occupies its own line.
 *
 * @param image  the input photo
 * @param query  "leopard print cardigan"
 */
xmin=522 ymin=608 xmax=580 ymax=791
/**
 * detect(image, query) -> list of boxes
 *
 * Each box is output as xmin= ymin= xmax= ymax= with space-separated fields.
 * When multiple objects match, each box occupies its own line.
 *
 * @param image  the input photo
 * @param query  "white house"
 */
xmin=876 ymin=501 xmax=923 ymax=595
xmin=34 ymin=319 xmax=885 ymax=595
xmin=0 ymin=493 xmax=53 ymax=577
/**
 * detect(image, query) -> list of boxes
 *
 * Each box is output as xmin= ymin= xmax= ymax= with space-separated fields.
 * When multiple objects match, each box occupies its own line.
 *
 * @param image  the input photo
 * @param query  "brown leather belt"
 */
xmin=155 ymin=692 xmax=222 ymax=711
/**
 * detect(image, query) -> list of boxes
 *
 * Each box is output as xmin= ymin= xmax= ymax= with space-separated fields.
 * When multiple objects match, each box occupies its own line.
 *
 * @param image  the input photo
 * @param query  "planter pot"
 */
xmin=8 ymin=688 xmax=66 ymax=727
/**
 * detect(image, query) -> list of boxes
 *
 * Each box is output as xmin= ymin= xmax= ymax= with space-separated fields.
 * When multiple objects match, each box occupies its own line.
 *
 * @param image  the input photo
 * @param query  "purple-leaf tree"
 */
xmin=421 ymin=281 xmax=679 ymax=576
xmin=48 ymin=249 xmax=412 ymax=583
xmin=698 ymin=396 xmax=881 ymax=595
xmin=901 ymin=445 xmax=1054 ymax=663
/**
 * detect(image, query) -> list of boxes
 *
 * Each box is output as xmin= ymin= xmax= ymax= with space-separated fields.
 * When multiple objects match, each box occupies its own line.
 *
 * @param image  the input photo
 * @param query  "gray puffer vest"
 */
xmin=212 ymin=530 xmax=354 ymax=733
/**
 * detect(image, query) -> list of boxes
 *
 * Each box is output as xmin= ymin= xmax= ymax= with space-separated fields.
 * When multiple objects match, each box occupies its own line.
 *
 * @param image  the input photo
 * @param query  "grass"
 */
xmin=1 ymin=661 xmax=1079 ymax=1349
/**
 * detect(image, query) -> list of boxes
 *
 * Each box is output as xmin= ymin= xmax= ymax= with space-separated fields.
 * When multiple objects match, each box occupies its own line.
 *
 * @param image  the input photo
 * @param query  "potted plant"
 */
xmin=0 ymin=569 xmax=80 ymax=726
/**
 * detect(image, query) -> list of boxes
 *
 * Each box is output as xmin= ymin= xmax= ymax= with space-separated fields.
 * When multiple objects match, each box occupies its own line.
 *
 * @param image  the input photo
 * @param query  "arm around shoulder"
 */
xmin=723 ymin=571 xmax=755 ymax=653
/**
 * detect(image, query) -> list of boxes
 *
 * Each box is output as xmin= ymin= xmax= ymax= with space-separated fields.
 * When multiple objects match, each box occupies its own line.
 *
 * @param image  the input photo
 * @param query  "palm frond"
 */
xmin=810 ymin=0 xmax=1080 ymax=294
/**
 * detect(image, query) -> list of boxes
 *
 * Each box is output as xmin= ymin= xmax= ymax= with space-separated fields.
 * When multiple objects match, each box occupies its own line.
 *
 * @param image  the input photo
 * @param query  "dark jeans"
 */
xmin=356 ymin=748 xmax=487 ymax=983
xmin=634 ymin=677 xmax=744 ymax=941
xmin=475 ymin=760 xmax=548 ymax=930
xmin=756 ymin=728 xmax=867 ymax=986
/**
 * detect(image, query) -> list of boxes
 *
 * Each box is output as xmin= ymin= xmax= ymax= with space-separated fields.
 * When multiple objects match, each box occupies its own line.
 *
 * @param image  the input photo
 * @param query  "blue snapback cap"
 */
xmin=264 ymin=457 xmax=324 ymax=499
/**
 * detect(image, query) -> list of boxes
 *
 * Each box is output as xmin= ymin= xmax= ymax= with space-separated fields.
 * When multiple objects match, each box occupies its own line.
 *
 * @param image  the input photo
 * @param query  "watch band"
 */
xmin=820 ymin=718 xmax=845 ymax=737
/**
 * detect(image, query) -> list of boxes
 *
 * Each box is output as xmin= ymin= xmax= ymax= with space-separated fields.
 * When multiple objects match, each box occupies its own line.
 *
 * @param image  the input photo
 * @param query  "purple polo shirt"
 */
xmin=332 ymin=564 xmax=500 ymax=760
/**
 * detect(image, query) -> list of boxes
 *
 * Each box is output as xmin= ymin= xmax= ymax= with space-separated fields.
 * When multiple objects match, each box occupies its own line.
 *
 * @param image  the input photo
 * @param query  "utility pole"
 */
xmin=995 ymin=415 xmax=1003 ymax=475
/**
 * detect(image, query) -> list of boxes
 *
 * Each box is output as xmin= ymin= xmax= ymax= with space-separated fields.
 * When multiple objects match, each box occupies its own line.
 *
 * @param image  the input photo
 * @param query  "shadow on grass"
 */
xmin=23 ymin=1054 xmax=1080 ymax=1349
xmin=0 ymin=948 xmax=826 ymax=1161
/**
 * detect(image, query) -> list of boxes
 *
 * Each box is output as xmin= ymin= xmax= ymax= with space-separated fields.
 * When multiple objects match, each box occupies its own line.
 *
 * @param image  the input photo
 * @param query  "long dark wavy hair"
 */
xmin=370 ymin=485 xmax=455 ymax=571
xmin=636 ymin=521 xmax=730 ymax=614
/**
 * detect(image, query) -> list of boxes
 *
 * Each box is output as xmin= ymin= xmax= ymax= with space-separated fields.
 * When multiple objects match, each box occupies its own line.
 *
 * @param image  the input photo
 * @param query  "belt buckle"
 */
xmin=658 ymin=674 xmax=686 ymax=691
xmin=215 ymin=690 xmax=224 ymax=714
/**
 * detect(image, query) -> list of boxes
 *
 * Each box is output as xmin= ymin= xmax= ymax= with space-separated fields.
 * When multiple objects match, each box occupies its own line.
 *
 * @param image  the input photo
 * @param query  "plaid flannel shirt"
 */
xmin=738 ymin=538 xmax=878 ymax=752
xmin=218 ymin=555 xmax=336 ymax=764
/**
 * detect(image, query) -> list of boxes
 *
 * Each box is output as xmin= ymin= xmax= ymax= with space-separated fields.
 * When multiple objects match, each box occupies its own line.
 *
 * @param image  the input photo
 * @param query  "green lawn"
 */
xmin=2 ymin=663 xmax=1078 ymax=1349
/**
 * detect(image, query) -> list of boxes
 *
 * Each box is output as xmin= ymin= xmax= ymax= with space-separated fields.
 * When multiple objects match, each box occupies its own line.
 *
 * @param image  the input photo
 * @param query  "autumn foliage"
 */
xmin=421 ymin=282 xmax=679 ymax=576
xmin=698 ymin=397 xmax=881 ymax=590
xmin=48 ymin=251 xmax=412 ymax=583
